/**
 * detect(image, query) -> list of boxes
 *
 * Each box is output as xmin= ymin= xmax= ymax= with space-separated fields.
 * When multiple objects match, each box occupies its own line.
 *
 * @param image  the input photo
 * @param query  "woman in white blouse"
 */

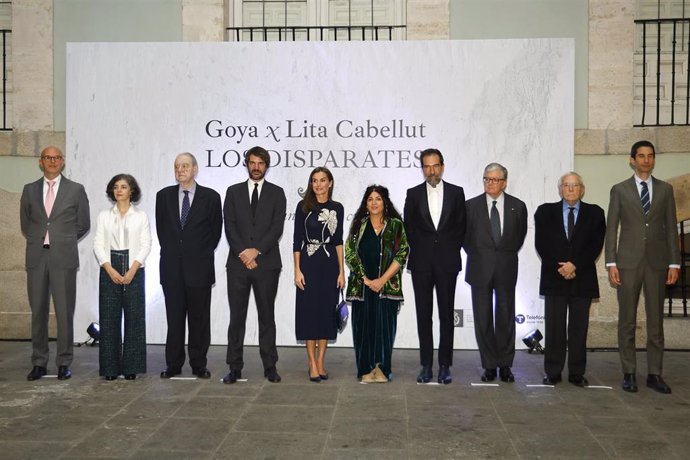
xmin=93 ymin=174 xmax=152 ymax=380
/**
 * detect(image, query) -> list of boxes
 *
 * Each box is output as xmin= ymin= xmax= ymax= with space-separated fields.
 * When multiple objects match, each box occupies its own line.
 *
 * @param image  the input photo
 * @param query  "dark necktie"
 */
xmin=567 ymin=206 xmax=575 ymax=241
xmin=251 ymin=183 xmax=258 ymax=216
xmin=180 ymin=190 xmax=190 ymax=228
xmin=490 ymin=200 xmax=501 ymax=244
xmin=640 ymin=181 xmax=650 ymax=215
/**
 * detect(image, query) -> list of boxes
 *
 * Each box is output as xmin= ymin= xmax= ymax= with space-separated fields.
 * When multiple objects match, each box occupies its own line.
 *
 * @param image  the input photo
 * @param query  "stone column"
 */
xmin=588 ymin=0 xmax=634 ymax=129
xmin=407 ymin=0 xmax=449 ymax=40
xmin=12 ymin=0 xmax=53 ymax=132
xmin=182 ymin=0 xmax=225 ymax=42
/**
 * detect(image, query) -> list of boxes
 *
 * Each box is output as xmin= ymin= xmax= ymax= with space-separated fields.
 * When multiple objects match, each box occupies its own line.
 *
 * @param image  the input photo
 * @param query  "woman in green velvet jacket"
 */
xmin=345 ymin=185 xmax=408 ymax=382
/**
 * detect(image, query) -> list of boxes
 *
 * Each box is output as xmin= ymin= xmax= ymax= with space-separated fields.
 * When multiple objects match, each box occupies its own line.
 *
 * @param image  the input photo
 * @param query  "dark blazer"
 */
xmin=605 ymin=176 xmax=680 ymax=269
xmin=20 ymin=175 xmax=90 ymax=269
xmin=464 ymin=193 xmax=527 ymax=286
xmin=534 ymin=200 xmax=606 ymax=298
xmin=404 ymin=180 xmax=466 ymax=273
xmin=224 ymin=180 xmax=287 ymax=271
xmin=155 ymin=183 xmax=223 ymax=287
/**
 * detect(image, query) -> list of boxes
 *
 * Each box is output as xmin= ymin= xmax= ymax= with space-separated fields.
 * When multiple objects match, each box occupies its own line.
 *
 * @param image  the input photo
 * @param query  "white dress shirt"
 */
xmin=93 ymin=204 xmax=152 ymax=268
xmin=426 ymin=181 xmax=443 ymax=229
xmin=485 ymin=192 xmax=505 ymax=234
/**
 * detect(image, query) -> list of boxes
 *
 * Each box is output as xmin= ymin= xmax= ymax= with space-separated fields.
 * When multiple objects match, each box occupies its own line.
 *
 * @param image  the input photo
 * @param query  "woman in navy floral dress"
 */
xmin=293 ymin=167 xmax=345 ymax=382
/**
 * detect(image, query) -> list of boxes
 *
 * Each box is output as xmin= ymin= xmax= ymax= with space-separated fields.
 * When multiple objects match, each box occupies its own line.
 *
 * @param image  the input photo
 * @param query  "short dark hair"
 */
xmin=106 ymin=174 xmax=142 ymax=203
xmin=245 ymin=146 xmax=271 ymax=168
xmin=630 ymin=140 xmax=656 ymax=158
xmin=419 ymin=148 xmax=444 ymax=167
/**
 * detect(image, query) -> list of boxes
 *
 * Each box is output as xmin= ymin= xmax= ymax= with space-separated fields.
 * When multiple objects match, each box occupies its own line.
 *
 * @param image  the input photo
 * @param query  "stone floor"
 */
xmin=1 ymin=341 xmax=689 ymax=459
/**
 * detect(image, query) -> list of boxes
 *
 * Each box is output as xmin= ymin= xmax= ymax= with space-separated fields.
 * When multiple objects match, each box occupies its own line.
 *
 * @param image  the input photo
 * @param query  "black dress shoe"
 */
xmin=160 ymin=367 xmax=181 ymax=378
xmin=542 ymin=374 xmax=562 ymax=385
xmin=57 ymin=366 xmax=72 ymax=380
xmin=438 ymin=365 xmax=452 ymax=384
xmin=646 ymin=374 xmax=671 ymax=394
xmin=568 ymin=374 xmax=589 ymax=387
xmin=222 ymin=369 xmax=241 ymax=384
xmin=499 ymin=366 xmax=515 ymax=383
xmin=481 ymin=368 xmax=496 ymax=382
xmin=192 ymin=367 xmax=211 ymax=379
xmin=264 ymin=367 xmax=281 ymax=383
xmin=27 ymin=366 xmax=47 ymax=381
xmin=622 ymin=373 xmax=638 ymax=392
xmin=105 ymin=375 xmax=117 ymax=381
xmin=124 ymin=374 xmax=136 ymax=380
xmin=417 ymin=366 xmax=433 ymax=383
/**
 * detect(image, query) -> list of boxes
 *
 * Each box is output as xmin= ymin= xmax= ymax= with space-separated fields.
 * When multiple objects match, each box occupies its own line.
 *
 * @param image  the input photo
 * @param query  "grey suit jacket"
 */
xmin=20 ymin=175 xmax=90 ymax=269
xmin=224 ymin=180 xmax=286 ymax=271
xmin=464 ymin=192 xmax=527 ymax=287
xmin=605 ymin=176 xmax=680 ymax=270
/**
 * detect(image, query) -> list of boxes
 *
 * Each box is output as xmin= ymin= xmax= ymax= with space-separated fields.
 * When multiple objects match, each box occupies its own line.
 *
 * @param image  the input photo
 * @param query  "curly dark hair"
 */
xmin=301 ymin=167 xmax=334 ymax=213
xmin=348 ymin=184 xmax=402 ymax=240
xmin=106 ymin=174 xmax=142 ymax=203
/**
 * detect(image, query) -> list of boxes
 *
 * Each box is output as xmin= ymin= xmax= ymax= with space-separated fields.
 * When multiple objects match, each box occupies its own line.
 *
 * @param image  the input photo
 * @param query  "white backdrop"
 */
xmin=66 ymin=39 xmax=574 ymax=349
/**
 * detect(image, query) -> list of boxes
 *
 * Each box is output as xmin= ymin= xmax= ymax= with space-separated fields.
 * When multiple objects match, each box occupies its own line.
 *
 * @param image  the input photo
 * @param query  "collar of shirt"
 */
xmin=179 ymin=183 xmax=197 ymax=198
xmin=425 ymin=180 xmax=443 ymax=195
xmin=485 ymin=192 xmax=504 ymax=208
xmin=43 ymin=174 xmax=62 ymax=196
xmin=109 ymin=203 xmax=135 ymax=217
xmin=248 ymin=178 xmax=265 ymax=197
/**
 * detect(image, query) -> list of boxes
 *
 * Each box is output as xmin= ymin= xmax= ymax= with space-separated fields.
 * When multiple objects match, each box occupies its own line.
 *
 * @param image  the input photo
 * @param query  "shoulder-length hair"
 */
xmin=106 ymin=174 xmax=142 ymax=203
xmin=301 ymin=167 xmax=334 ymax=213
xmin=347 ymin=184 xmax=402 ymax=240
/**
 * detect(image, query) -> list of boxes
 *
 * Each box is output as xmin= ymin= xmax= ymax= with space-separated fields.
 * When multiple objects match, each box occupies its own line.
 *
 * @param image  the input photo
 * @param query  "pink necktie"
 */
xmin=44 ymin=180 xmax=55 ymax=244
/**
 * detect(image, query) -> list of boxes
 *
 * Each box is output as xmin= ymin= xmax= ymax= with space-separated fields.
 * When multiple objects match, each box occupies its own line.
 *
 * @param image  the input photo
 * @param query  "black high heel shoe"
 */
xmin=308 ymin=370 xmax=321 ymax=383
xmin=319 ymin=373 xmax=329 ymax=380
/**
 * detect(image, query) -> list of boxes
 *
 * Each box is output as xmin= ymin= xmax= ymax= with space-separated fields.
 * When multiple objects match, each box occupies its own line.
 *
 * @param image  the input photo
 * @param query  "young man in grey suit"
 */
xmin=20 ymin=146 xmax=90 ymax=381
xmin=464 ymin=163 xmax=527 ymax=383
xmin=606 ymin=140 xmax=680 ymax=394
xmin=223 ymin=146 xmax=286 ymax=384
xmin=404 ymin=148 xmax=466 ymax=384
xmin=535 ymin=172 xmax=606 ymax=387
xmin=156 ymin=152 xmax=223 ymax=379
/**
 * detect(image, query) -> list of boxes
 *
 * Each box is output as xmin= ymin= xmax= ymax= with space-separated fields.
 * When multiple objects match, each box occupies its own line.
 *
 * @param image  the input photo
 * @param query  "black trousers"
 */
xmin=544 ymin=295 xmax=592 ymax=377
xmin=226 ymin=268 xmax=280 ymax=371
xmin=471 ymin=282 xmax=516 ymax=370
xmin=411 ymin=268 xmax=459 ymax=367
xmin=162 ymin=282 xmax=212 ymax=370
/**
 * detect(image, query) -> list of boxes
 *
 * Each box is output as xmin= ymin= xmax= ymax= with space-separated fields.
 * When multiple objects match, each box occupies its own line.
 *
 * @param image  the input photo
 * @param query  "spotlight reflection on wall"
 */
xmin=86 ymin=322 xmax=100 ymax=346
xmin=522 ymin=329 xmax=544 ymax=354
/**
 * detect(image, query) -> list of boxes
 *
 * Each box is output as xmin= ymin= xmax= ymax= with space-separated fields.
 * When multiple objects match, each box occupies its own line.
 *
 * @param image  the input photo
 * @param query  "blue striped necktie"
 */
xmin=640 ymin=181 xmax=650 ymax=215
xmin=181 ymin=190 xmax=190 ymax=228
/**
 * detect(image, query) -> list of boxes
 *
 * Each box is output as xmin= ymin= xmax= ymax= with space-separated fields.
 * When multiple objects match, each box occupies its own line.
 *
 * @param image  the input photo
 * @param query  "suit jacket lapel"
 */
xmin=169 ymin=187 xmax=182 ymax=229
xmin=418 ymin=185 xmax=434 ymax=229
xmin=437 ymin=181 xmax=451 ymax=230
xmin=623 ymin=177 xmax=645 ymax=217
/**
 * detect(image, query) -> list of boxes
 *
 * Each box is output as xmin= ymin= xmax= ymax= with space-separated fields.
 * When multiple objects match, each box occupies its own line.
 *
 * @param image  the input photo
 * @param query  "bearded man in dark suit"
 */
xmin=404 ymin=148 xmax=466 ymax=384
xmin=222 ymin=146 xmax=286 ymax=384
xmin=535 ymin=172 xmax=605 ymax=387
xmin=156 ymin=152 xmax=222 ymax=379
xmin=464 ymin=163 xmax=527 ymax=383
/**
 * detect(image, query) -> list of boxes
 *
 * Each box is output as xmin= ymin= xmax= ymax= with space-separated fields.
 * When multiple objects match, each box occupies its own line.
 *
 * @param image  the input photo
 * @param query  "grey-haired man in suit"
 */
xmin=606 ymin=140 xmax=680 ymax=394
xmin=20 ymin=146 xmax=90 ymax=381
xmin=465 ymin=163 xmax=527 ymax=383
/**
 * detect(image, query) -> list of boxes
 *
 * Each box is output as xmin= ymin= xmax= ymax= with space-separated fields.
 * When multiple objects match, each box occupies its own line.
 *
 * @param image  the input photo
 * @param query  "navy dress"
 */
xmin=293 ymin=200 xmax=344 ymax=340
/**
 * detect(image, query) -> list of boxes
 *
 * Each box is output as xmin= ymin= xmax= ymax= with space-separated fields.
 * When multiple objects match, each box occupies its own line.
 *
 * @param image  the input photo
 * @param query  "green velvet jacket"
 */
xmin=345 ymin=217 xmax=409 ymax=301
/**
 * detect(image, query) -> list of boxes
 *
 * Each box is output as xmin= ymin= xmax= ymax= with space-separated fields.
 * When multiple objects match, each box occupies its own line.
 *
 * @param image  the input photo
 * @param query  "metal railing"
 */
xmin=0 ymin=28 xmax=9 ymax=131
xmin=634 ymin=18 xmax=690 ymax=126
xmin=226 ymin=25 xmax=406 ymax=42
xmin=667 ymin=220 xmax=689 ymax=317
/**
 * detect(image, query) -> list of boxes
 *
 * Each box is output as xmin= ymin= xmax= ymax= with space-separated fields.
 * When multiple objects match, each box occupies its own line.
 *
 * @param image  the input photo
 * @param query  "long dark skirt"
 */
xmin=98 ymin=249 xmax=146 ymax=376
xmin=352 ymin=289 xmax=399 ymax=379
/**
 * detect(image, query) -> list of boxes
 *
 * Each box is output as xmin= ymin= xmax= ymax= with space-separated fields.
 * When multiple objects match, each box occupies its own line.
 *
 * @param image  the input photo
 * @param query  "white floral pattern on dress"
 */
xmin=304 ymin=208 xmax=338 ymax=257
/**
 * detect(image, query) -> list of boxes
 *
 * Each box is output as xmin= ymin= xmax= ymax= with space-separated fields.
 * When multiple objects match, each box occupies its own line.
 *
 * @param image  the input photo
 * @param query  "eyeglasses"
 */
xmin=483 ymin=177 xmax=505 ymax=184
xmin=41 ymin=155 xmax=63 ymax=162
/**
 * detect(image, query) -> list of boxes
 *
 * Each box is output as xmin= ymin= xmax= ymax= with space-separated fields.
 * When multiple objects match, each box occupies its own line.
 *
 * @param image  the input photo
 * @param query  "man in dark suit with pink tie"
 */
xmin=464 ymin=163 xmax=527 ymax=383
